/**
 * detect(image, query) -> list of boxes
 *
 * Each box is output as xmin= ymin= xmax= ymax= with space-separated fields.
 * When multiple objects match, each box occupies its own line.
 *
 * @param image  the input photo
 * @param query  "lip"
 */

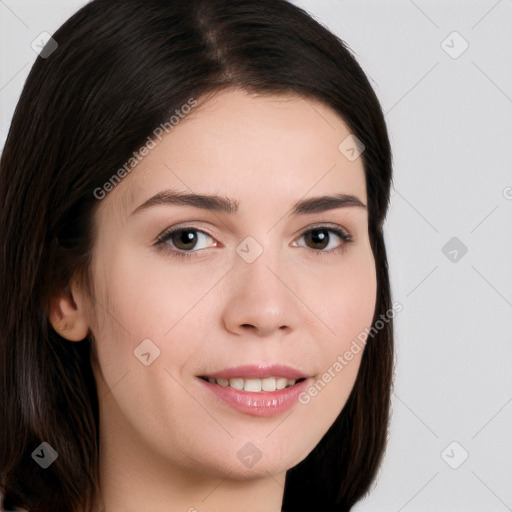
xmin=199 ymin=363 xmax=308 ymax=380
xmin=198 ymin=376 xmax=310 ymax=417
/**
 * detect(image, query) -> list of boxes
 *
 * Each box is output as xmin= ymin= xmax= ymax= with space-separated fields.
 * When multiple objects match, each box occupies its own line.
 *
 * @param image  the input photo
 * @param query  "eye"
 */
xmin=155 ymin=226 xmax=217 ymax=258
xmin=154 ymin=223 xmax=353 ymax=259
xmin=292 ymin=225 xmax=353 ymax=255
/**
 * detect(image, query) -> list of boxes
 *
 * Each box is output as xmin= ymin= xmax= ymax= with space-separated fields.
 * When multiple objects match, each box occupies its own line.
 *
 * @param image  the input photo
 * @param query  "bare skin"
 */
xmin=50 ymin=88 xmax=377 ymax=512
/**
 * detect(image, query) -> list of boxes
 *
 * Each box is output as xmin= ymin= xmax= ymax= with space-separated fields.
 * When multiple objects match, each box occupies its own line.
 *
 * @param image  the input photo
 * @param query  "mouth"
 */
xmin=199 ymin=375 xmax=307 ymax=392
xmin=197 ymin=372 xmax=310 ymax=417
xmin=196 ymin=364 xmax=311 ymax=416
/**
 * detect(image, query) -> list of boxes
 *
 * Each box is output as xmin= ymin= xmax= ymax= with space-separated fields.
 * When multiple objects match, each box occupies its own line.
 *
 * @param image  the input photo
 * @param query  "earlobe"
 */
xmin=48 ymin=284 xmax=90 ymax=342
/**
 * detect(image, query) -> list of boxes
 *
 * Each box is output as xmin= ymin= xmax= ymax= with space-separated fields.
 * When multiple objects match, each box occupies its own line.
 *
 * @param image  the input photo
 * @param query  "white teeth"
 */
xmin=261 ymin=377 xmax=276 ymax=392
xmin=276 ymin=377 xmax=288 ymax=390
xmin=244 ymin=378 xmax=261 ymax=392
xmin=206 ymin=376 xmax=299 ymax=392
xmin=229 ymin=377 xmax=244 ymax=390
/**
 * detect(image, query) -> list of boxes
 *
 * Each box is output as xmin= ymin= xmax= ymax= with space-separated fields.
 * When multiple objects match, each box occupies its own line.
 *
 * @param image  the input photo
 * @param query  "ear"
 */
xmin=48 ymin=282 xmax=90 ymax=342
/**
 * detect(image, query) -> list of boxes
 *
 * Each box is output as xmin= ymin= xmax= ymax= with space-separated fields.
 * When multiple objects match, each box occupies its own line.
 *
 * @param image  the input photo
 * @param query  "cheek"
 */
xmin=92 ymin=247 xmax=189 ymax=335
xmin=314 ymin=246 xmax=377 ymax=347
xmin=88 ymin=246 xmax=217 ymax=377
xmin=329 ymin=249 xmax=377 ymax=383
xmin=295 ymin=248 xmax=377 ymax=426
xmin=87 ymin=249 xmax=167 ymax=387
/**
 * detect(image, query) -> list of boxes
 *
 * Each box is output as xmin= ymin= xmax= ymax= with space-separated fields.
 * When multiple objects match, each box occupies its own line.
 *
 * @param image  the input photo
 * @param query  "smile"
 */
xmin=200 ymin=376 xmax=306 ymax=392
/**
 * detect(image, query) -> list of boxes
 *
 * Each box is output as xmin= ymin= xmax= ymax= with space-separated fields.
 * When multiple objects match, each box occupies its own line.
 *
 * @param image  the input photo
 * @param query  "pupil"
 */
xmin=308 ymin=229 xmax=328 ymax=249
xmin=175 ymin=230 xmax=197 ymax=250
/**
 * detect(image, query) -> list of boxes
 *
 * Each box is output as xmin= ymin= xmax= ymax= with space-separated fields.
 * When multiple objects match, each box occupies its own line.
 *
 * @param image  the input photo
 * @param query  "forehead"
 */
xmin=98 ymin=88 xmax=367 ymax=222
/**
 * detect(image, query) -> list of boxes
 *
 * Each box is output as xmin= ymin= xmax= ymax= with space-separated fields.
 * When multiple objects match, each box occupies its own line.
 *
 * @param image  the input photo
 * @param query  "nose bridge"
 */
xmin=235 ymin=232 xmax=288 ymax=301
xmin=221 ymin=231 xmax=300 ymax=336
xmin=238 ymin=213 xmax=298 ymax=277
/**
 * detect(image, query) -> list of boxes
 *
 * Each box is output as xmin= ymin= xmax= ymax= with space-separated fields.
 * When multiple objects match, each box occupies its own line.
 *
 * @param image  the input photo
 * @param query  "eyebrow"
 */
xmin=130 ymin=189 xmax=366 ymax=217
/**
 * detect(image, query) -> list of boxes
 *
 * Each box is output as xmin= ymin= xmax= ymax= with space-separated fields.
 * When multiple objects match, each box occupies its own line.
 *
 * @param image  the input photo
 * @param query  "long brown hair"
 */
xmin=0 ymin=1 xmax=393 ymax=510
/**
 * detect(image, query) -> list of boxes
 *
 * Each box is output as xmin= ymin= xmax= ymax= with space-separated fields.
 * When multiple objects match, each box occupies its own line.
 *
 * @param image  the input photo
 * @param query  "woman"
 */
xmin=0 ymin=1 xmax=394 ymax=511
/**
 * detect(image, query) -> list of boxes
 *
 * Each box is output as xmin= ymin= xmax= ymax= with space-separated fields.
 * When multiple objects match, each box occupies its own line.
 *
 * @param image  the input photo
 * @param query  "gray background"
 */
xmin=1 ymin=1 xmax=511 ymax=510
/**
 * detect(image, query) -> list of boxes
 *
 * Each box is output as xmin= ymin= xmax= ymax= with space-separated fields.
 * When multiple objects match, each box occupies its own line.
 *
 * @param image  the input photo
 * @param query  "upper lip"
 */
xmin=200 ymin=363 xmax=309 ymax=380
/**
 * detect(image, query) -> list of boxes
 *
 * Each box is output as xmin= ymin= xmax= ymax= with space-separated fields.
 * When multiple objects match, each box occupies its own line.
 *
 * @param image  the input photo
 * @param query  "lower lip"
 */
xmin=198 ymin=377 xmax=309 ymax=417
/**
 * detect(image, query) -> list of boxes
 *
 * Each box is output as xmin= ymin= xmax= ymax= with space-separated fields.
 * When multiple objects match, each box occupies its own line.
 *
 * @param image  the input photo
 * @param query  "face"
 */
xmin=84 ymin=88 xmax=377 ymax=481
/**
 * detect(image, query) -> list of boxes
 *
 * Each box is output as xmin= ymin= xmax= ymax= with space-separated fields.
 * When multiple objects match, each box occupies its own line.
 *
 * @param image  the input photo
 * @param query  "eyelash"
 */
xmin=154 ymin=224 xmax=353 ymax=259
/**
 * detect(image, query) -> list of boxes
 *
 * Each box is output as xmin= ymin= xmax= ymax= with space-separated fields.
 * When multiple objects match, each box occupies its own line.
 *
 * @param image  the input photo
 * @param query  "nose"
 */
xmin=221 ymin=247 xmax=302 ymax=338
